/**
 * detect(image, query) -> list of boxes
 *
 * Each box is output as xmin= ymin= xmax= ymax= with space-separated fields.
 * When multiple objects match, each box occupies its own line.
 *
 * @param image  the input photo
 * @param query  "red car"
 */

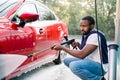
xmin=0 ymin=0 xmax=69 ymax=79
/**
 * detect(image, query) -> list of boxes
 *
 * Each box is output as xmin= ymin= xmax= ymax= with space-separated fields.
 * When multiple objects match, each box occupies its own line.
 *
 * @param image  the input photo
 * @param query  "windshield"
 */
xmin=0 ymin=0 xmax=18 ymax=17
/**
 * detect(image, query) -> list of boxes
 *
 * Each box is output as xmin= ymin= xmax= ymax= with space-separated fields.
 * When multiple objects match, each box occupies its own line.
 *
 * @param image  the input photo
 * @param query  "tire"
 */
xmin=53 ymin=37 xmax=70 ymax=65
xmin=53 ymin=53 xmax=61 ymax=65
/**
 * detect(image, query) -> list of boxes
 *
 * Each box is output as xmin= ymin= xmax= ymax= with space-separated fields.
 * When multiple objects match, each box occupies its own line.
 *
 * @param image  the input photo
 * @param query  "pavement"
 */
xmin=11 ymin=61 xmax=81 ymax=80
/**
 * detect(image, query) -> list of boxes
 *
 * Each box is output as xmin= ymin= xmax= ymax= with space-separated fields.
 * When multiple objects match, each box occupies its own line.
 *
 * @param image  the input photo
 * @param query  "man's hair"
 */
xmin=81 ymin=16 xmax=95 ymax=25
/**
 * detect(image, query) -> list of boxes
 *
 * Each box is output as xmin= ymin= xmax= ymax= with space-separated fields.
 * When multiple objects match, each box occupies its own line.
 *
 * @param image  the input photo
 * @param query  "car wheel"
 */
xmin=53 ymin=37 xmax=70 ymax=65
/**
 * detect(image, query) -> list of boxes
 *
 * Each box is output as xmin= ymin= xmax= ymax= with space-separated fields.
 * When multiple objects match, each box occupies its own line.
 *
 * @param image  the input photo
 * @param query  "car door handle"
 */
xmin=57 ymin=26 xmax=62 ymax=31
xmin=39 ymin=28 xmax=45 ymax=34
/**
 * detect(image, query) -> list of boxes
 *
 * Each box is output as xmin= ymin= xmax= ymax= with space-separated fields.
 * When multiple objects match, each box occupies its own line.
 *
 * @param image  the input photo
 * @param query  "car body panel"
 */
xmin=0 ymin=0 xmax=68 ymax=79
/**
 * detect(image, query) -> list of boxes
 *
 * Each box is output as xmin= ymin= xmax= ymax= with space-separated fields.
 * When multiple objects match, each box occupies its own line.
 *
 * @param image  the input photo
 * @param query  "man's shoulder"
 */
xmin=88 ymin=33 xmax=98 ymax=38
xmin=89 ymin=30 xmax=105 ymax=38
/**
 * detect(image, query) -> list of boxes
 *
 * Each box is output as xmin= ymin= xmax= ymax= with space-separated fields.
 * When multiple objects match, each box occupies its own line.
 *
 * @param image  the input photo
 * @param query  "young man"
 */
xmin=52 ymin=16 xmax=108 ymax=80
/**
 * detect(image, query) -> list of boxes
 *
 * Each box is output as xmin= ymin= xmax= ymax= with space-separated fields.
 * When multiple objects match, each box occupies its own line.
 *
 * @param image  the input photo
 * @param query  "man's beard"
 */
xmin=81 ymin=28 xmax=92 ymax=35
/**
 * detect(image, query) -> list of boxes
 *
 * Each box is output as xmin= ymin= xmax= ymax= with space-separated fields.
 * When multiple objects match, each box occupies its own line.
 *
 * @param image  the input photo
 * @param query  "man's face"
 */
xmin=80 ymin=20 xmax=93 ymax=35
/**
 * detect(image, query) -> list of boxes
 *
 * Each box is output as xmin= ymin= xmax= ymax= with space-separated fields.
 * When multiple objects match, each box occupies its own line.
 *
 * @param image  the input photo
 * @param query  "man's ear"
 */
xmin=91 ymin=24 xmax=94 ymax=28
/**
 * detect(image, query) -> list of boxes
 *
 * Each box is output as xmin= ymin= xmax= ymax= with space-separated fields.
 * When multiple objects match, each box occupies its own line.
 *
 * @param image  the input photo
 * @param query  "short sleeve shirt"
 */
xmin=85 ymin=33 xmax=100 ymax=63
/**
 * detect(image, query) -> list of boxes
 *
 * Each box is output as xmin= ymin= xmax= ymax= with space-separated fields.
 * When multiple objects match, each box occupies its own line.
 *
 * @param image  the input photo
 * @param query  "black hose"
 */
xmin=95 ymin=0 xmax=105 ymax=79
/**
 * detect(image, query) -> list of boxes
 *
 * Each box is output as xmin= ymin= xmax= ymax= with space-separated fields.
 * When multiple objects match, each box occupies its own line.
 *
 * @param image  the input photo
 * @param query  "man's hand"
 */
xmin=52 ymin=44 xmax=64 ymax=50
xmin=71 ymin=42 xmax=80 ymax=48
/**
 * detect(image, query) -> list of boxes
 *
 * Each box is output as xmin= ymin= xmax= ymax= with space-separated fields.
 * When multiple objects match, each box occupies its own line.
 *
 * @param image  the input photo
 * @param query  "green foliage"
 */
xmin=37 ymin=0 xmax=116 ymax=40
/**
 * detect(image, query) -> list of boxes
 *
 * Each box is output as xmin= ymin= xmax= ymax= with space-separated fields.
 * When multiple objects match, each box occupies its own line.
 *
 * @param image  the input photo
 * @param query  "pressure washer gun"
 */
xmin=60 ymin=39 xmax=75 ymax=45
xmin=62 ymin=39 xmax=77 ymax=49
xmin=61 ymin=39 xmax=78 ymax=50
xmin=51 ymin=39 xmax=75 ymax=49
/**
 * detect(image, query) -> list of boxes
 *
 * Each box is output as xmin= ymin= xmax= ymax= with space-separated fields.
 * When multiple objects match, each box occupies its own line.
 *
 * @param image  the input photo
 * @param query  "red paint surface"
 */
xmin=0 ymin=0 xmax=68 ymax=79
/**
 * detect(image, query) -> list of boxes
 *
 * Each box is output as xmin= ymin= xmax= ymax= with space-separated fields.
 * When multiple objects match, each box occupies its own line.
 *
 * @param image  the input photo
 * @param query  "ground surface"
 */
xmin=11 ymin=62 xmax=81 ymax=80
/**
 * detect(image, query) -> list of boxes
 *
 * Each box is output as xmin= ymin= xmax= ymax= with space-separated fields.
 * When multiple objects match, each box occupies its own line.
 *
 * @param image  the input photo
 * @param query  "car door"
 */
xmin=10 ymin=3 xmax=38 ymax=57
xmin=9 ymin=26 xmax=36 ymax=54
xmin=15 ymin=2 xmax=49 ymax=60
xmin=36 ymin=3 xmax=62 ymax=48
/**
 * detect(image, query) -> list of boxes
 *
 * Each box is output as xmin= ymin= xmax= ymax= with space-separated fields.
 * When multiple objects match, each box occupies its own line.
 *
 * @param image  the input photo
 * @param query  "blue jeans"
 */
xmin=63 ymin=57 xmax=106 ymax=80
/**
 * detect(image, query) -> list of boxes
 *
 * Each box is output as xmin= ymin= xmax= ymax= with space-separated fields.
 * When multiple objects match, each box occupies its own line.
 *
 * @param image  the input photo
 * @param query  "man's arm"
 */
xmin=53 ymin=44 xmax=97 ymax=59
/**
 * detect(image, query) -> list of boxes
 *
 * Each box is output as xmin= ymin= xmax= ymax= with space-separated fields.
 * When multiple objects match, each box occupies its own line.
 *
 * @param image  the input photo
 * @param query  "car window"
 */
xmin=0 ymin=0 xmax=18 ymax=17
xmin=17 ymin=3 xmax=37 ymax=16
xmin=36 ymin=3 xmax=56 ymax=21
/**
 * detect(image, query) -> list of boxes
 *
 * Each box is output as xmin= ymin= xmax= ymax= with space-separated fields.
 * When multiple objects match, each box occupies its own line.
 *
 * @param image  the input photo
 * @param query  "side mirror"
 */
xmin=20 ymin=13 xmax=39 ymax=22
xmin=19 ymin=13 xmax=39 ymax=27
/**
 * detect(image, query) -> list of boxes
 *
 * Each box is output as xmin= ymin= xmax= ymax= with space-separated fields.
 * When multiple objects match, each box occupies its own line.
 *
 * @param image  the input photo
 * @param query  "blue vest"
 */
xmin=80 ymin=30 xmax=108 ymax=64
